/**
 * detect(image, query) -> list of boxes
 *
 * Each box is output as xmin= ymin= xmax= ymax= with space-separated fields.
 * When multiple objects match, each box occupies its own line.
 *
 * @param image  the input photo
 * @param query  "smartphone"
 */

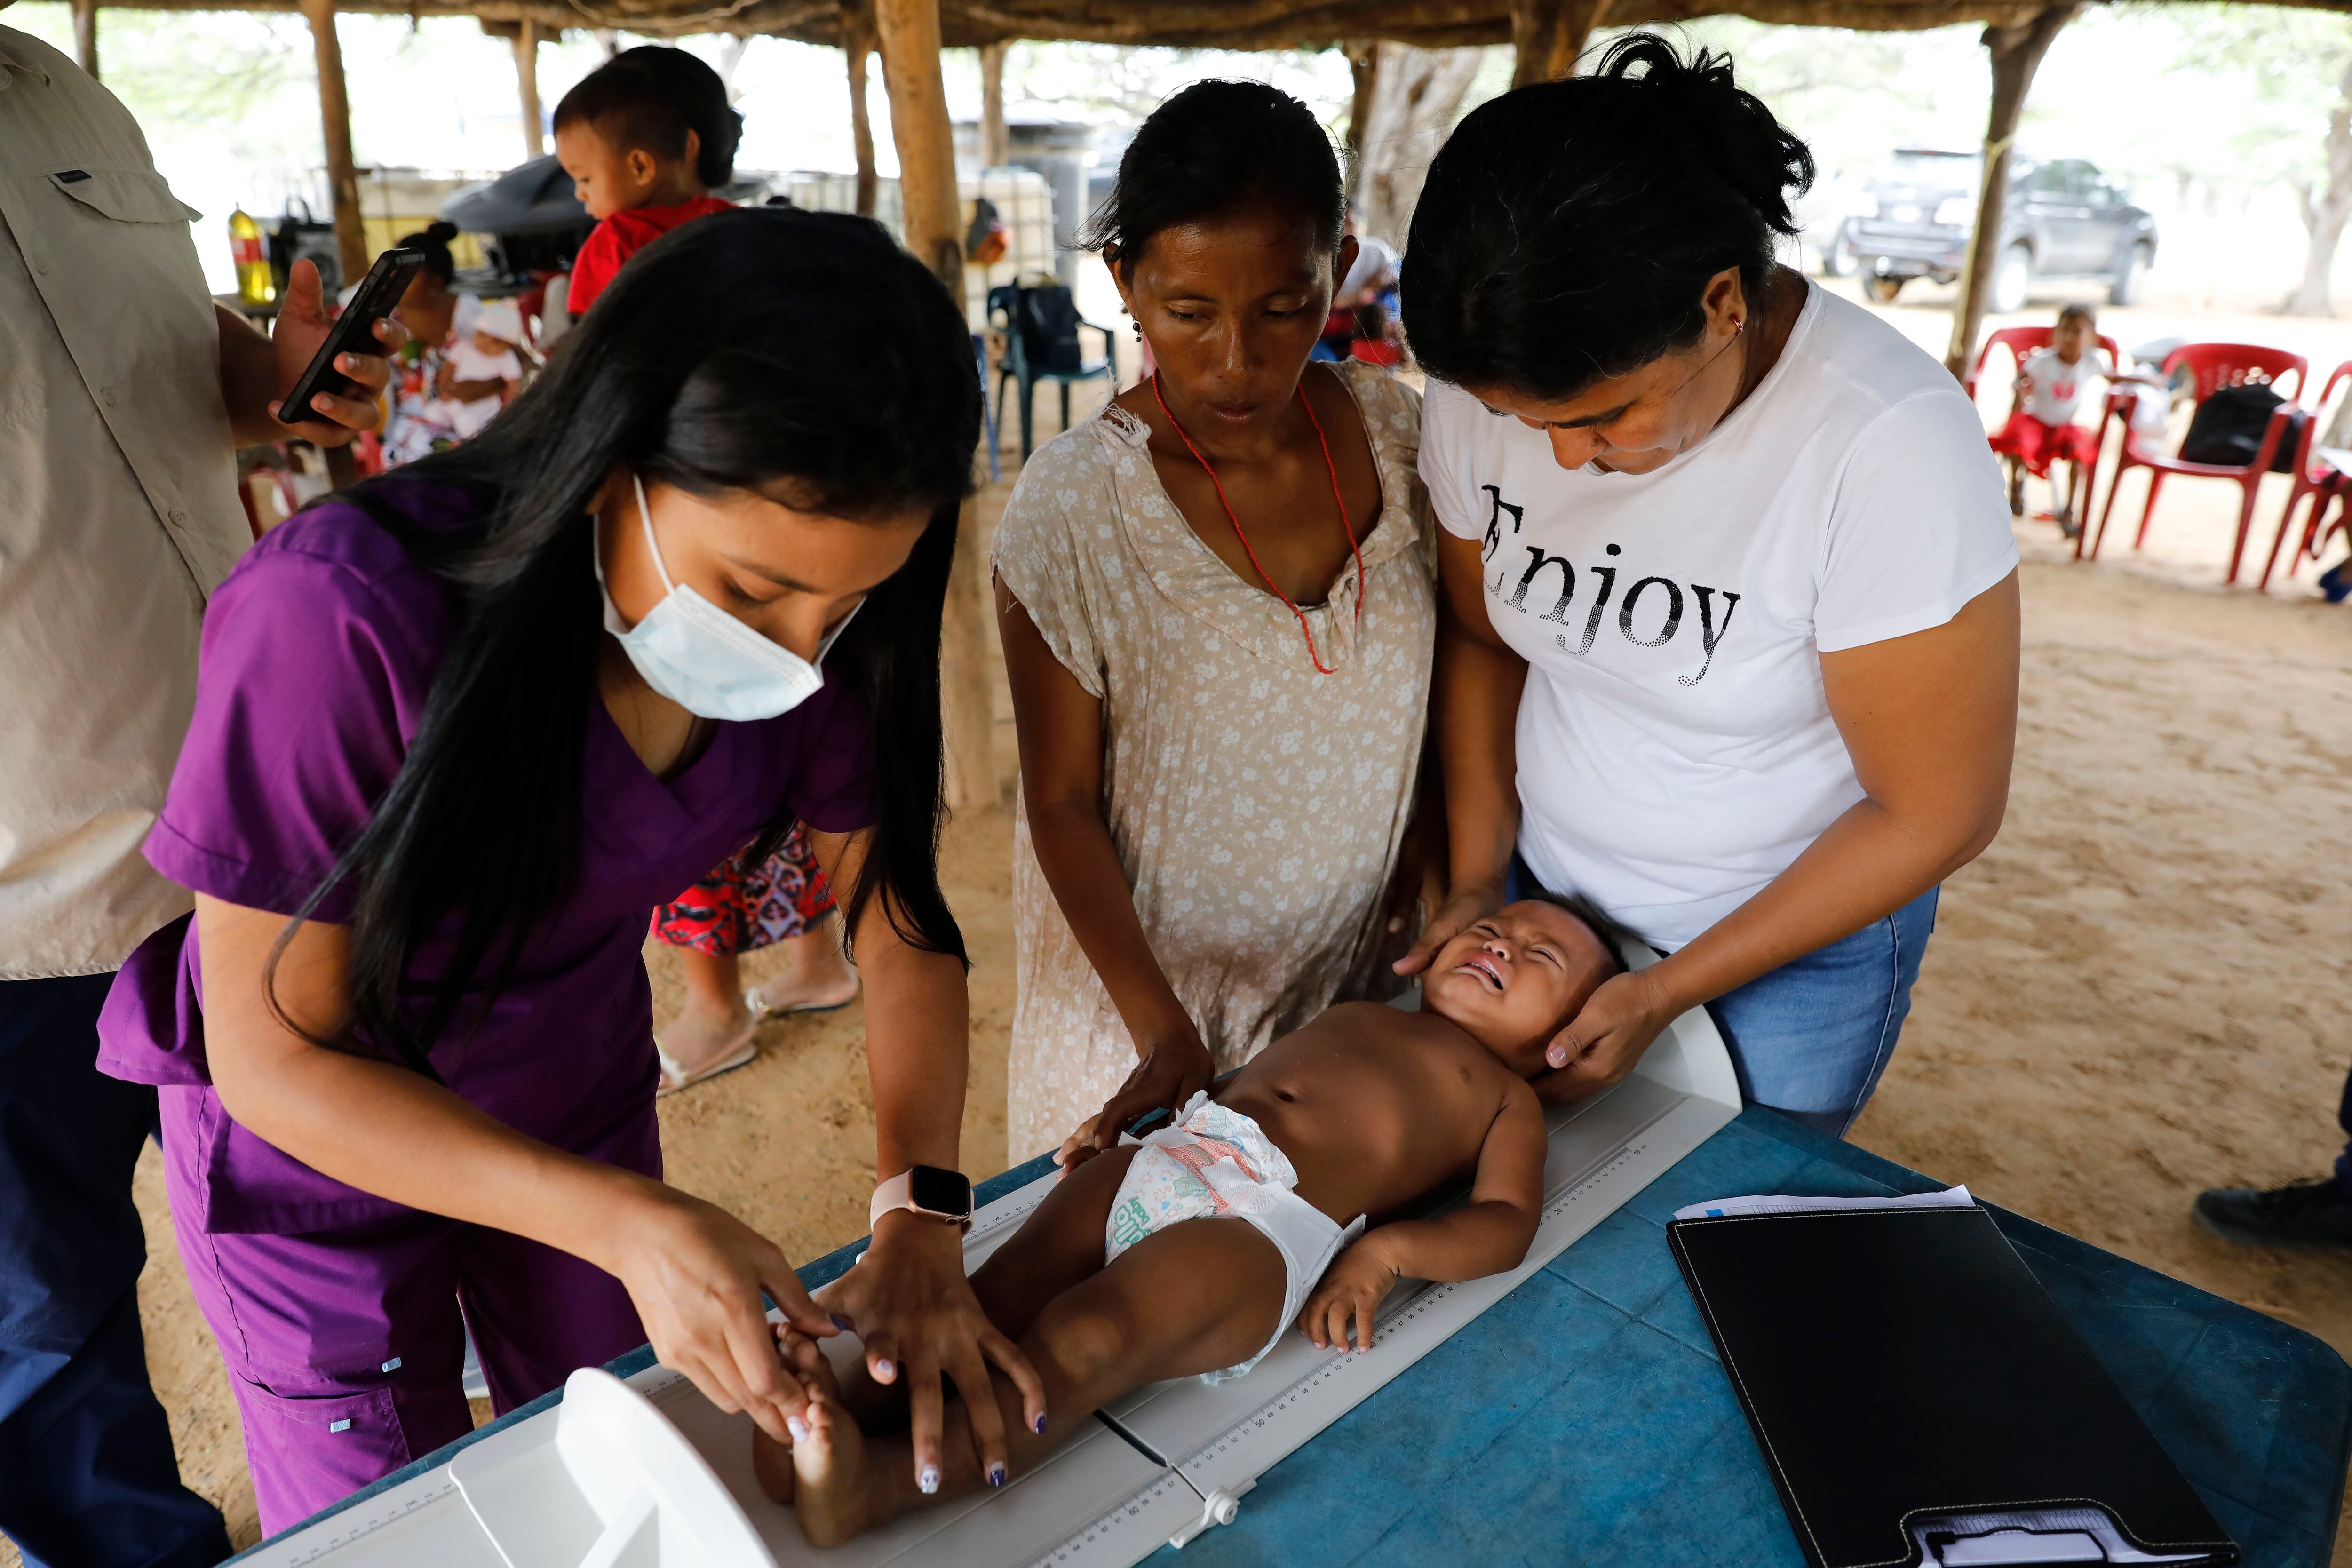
xmin=277 ymin=247 xmax=426 ymax=427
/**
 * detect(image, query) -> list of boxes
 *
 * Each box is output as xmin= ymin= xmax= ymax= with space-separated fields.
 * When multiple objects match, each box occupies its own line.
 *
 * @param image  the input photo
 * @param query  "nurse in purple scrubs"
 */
xmin=96 ymin=210 xmax=1043 ymax=1532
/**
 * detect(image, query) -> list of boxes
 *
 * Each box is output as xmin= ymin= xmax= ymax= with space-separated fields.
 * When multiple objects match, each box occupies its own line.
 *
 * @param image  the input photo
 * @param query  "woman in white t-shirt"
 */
xmin=1393 ymin=36 xmax=2020 ymax=1136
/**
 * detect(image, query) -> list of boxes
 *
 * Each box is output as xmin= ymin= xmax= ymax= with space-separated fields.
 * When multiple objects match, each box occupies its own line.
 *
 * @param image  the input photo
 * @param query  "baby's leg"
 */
xmin=788 ymin=1214 xmax=1286 ymax=1547
xmin=817 ymin=1146 xmax=1144 ymax=1433
xmin=968 ymin=1144 xmax=1140 ymax=1336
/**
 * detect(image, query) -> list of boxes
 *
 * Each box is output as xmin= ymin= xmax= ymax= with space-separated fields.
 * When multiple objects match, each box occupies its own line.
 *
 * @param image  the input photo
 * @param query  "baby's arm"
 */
xmin=1300 ymin=1078 xmax=1548 ymax=1352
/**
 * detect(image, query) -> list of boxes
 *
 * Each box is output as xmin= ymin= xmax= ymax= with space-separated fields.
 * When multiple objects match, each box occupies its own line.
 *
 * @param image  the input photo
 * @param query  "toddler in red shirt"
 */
xmin=554 ymin=46 xmax=743 ymax=318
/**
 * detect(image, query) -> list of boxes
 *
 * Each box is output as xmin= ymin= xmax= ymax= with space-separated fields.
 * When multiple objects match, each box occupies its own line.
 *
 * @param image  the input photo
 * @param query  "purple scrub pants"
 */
xmin=161 ymin=1092 xmax=652 ymax=1536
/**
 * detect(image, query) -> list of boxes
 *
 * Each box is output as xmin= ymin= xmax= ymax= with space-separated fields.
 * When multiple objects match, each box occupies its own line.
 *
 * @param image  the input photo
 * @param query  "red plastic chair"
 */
xmin=1964 ymin=326 xmax=2122 ymax=530
xmin=2253 ymin=358 xmax=2352 ymax=589
xmin=2087 ymin=343 xmax=2309 ymax=582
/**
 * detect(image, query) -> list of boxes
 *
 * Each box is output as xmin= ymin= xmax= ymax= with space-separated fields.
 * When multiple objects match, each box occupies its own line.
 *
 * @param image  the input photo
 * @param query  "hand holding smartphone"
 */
xmin=276 ymin=247 xmax=426 ymax=429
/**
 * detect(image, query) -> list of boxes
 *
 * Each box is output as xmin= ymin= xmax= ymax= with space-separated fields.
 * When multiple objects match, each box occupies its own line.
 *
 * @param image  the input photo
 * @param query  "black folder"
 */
xmin=1668 ymin=1202 xmax=2239 ymax=1568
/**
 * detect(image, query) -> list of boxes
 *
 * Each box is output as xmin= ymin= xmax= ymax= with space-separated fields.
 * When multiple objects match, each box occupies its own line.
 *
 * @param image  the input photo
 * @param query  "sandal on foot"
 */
xmin=743 ymin=979 xmax=859 ymax=1023
xmin=656 ymin=1035 xmax=758 ymax=1097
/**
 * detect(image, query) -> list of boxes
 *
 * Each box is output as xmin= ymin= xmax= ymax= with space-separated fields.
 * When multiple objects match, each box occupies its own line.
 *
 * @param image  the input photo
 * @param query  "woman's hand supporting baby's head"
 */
xmin=1419 ymin=899 xmax=1624 ymax=1076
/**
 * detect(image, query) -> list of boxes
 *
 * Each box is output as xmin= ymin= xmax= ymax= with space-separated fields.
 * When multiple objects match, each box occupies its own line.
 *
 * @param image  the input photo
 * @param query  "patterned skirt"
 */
xmin=649 ymin=823 xmax=834 ymax=957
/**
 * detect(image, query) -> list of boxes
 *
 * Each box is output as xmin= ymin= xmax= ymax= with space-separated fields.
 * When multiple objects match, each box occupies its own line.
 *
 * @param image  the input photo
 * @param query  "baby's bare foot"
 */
xmin=755 ymin=1325 xmax=845 ymax=1506
xmin=791 ymin=1387 xmax=882 ymax=1547
xmin=752 ymin=1425 xmax=795 ymax=1504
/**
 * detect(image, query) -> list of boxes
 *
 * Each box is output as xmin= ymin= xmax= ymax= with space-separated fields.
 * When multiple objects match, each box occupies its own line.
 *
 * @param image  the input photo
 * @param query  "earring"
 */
xmin=1132 ymin=319 xmax=1143 ymax=342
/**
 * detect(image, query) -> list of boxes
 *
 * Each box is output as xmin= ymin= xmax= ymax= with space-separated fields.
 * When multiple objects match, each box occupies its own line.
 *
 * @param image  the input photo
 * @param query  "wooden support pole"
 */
xmin=842 ymin=2 xmax=878 ymax=219
xmin=876 ymin=0 xmax=994 ymax=812
xmin=1344 ymin=40 xmax=1379 ymax=157
xmin=978 ymin=40 xmax=1008 ymax=167
xmin=1942 ymin=2 xmax=2076 ymax=377
xmin=1510 ymin=0 xmax=1610 ymax=88
xmin=874 ymin=0 xmax=963 ymax=298
xmin=933 ymin=488 xmax=998 ymax=813
xmin=300 ymin=0 xmax=369 ymax=291
xmin=71 ymin=0 xmax=97 ymax=79
xmin=515 ymin=20 xmax=544 ymax=158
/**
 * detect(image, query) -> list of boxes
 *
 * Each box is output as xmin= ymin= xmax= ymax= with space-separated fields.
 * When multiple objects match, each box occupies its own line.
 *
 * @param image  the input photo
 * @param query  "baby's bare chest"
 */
xmin=1229 ymin=1033 xmax=1507 ymax=1214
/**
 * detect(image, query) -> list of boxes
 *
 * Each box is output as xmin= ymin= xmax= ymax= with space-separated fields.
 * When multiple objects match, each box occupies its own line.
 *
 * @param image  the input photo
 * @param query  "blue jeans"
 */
xmin=2334 ymin=1064 xmax=2352 ymax=1199
xmin=1704 ymin=887 xmax=1940 ymax=1138
xmin=0 ymin=973 xmax=230 ymax=1568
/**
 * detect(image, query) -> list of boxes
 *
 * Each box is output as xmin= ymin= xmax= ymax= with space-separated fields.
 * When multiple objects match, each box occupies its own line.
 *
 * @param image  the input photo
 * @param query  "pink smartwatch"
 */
xmin=869 ymin=1165 xmax=974 ymax=1233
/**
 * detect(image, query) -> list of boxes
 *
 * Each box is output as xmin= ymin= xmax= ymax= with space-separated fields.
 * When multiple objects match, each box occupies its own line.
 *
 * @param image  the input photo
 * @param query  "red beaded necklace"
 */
xmin=1149 ymin=372 xmax=1367 ymax=676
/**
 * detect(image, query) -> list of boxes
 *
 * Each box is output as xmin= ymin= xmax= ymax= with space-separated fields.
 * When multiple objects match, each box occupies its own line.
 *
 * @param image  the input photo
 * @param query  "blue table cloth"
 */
xmin=238 ymin=1107 xmax=2352 ymax=1567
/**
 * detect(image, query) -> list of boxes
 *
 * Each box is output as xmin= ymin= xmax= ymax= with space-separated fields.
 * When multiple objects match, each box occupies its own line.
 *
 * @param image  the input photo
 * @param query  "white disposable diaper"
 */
xmin=1105 ymin=1092 xmax=1365 ymax=1383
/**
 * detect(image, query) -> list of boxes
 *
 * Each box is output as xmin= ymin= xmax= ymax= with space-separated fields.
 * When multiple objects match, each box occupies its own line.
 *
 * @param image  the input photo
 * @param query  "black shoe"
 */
xmin=2193 ymin=1177 xmax=2352 ymax=1250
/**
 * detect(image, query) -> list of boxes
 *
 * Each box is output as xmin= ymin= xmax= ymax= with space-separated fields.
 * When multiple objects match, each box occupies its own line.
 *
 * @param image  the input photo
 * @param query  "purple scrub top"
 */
xmin=97 ymin=482 xmax=875 ymax=1235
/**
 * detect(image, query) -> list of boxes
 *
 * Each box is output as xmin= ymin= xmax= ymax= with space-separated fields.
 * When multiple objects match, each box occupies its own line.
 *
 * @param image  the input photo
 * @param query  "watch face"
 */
xmin=908 ymin=1165 xmax=973 ymax=1218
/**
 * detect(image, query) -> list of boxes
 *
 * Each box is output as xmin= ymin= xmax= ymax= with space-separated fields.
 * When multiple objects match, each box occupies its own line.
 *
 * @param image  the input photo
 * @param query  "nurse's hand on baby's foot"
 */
xmin=818 ymin=1211 xmax=1047 ymax=1504
xmin=1301 ymin=1239 xmax=1401 ymax=1353
xmin=752 ymin=1327 xmax=849 ymax=1505
xmin=1056 ymin=1031 xmax=1214 ymax=1171
xmin=600 ymin=1182 xmax=835 ymax=1447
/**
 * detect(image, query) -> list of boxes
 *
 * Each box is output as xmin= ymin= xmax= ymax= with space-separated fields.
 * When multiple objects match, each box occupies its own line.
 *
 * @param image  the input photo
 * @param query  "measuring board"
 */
xmin=242 ymin=955 xmax=1739 ymax=1568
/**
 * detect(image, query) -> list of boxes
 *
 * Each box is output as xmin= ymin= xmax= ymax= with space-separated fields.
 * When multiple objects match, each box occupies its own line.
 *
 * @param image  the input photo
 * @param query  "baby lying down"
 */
xmin=757 ymin=896 xmax=1626 ymax=1546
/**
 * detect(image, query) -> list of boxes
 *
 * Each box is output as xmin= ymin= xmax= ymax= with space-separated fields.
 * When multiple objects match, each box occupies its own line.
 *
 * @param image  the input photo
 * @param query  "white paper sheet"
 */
xmin=1672 ymin=1185 xmax=1974 ymax=1221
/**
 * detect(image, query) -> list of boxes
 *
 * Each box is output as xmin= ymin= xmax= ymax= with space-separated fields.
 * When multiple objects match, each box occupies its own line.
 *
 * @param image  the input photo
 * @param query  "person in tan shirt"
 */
xmin=0 ymin=20 xmax=397 ymax=1564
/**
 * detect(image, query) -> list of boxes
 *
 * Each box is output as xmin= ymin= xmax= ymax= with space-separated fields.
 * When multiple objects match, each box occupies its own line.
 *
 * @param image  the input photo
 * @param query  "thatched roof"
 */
xmin=94 ymin=0 xmax=2352 ymax=46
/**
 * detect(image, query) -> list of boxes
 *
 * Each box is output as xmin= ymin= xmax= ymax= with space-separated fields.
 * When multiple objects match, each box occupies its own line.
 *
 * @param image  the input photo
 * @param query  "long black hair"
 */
xmin=1080 ymin=79 xmax=1346 ymax=268
xmin=552 ymin=44 xmax=743 ymax=191
xmin=1403 ymin=33 xmax=1815 ymax=399
xmin=277 ymin=207 xmax=977 ymax=1073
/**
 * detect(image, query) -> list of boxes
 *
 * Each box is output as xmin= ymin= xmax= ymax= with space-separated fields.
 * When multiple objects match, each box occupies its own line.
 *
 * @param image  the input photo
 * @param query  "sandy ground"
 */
xmin=17 ymin=334 xmax=2352 ymax=1564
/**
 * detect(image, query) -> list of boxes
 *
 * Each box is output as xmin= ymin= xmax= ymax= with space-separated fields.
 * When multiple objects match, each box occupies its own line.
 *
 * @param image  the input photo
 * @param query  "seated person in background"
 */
xmin=1316 ymin=223 xmax=1404 ymax=366
xmin=1988 ymin=302 xmax=2108 ymax=533
xmin=434 ymin=298 xmax=526 ymax=441
xmin=757 ymin=894 xmax=1631 ymax=1546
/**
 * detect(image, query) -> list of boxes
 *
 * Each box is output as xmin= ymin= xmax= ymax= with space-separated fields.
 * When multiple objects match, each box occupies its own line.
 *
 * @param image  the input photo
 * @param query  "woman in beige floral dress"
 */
xmin=992 ymin=81 xmax=1437 ymax=1160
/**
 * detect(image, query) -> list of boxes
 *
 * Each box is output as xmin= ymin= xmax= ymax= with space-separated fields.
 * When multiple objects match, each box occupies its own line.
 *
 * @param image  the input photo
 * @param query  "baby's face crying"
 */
xmin=1424 ymin=901 xmax=1615 ymax=1072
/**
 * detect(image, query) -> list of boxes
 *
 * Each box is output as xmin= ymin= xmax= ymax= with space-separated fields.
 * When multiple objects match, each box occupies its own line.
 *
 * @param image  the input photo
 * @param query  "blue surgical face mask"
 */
xmin=592 ymin=474 xmax=858 ymax=723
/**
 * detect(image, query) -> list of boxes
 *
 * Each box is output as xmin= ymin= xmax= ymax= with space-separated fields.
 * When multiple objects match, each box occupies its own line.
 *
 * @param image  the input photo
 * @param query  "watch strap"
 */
xmin=869 ymin=1166 xmax=974 ymax=1231
xmin=869 ymin=1170 xmax=916 ymax=1230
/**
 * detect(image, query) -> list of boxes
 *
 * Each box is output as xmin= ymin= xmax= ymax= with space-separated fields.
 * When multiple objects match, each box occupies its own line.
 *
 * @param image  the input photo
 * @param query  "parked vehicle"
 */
xmin=1833 ymin=149 xmax=2158 ymax=311
xmin=1789 ymin=172 xmax=1866 ymax=278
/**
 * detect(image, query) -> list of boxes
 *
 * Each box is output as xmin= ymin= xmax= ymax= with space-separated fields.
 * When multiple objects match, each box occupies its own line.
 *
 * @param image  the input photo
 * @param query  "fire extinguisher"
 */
xmin=229 ymin=207 xmax=275 ymax=305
